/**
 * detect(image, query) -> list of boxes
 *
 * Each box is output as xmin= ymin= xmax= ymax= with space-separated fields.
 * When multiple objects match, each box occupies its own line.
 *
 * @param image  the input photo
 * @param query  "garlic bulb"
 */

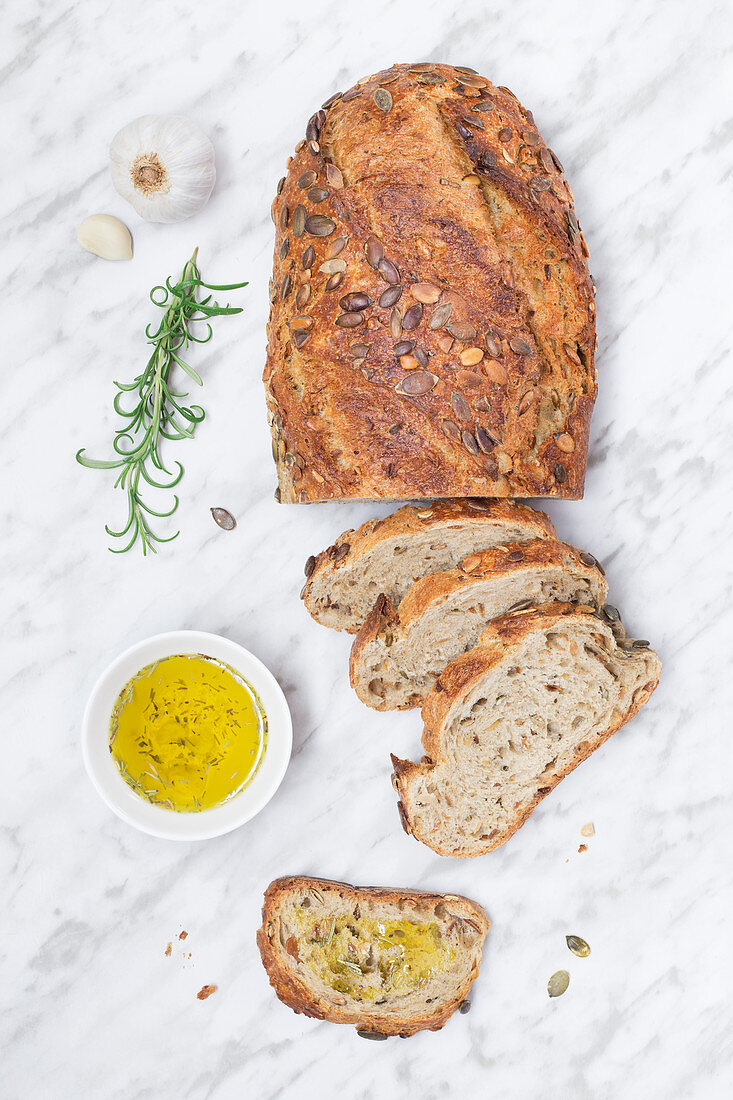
xmin=109 ymin=115 xmax=216 ymax=223
xmin=77 ymin=214 xmax=133 ymax=260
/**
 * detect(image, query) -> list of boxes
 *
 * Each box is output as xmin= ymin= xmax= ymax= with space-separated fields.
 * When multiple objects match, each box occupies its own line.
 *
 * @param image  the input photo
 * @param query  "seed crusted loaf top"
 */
xmin=349 ymin=539 xmax=608 ymax=710
xmin=391 ymin=605 xmax=661 ymax=857
xmin=301 ymin=498 xmax=557 ymax=633
xmin=257 ymin=876 xmax=489 ymax=1038
xmin=264 ymin=62 xmax=597 ymax=505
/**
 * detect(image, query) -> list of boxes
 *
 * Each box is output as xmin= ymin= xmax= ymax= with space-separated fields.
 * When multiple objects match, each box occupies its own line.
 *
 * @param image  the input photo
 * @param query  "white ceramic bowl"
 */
xmin=82 ymin=630 xmax=292 ymax=840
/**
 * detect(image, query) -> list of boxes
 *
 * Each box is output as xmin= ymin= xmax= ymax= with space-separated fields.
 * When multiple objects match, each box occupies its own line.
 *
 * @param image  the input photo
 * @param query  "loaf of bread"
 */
xmin=264 ymin=62 xmax=596 ymax=504
xmin=257 ymin=876 xmax=489 ymax=1038
xmin=391 ymin=605 xmax=661 ymax=857
xmin=349 ymin=540 xmax=608 ymax=710
xmin=301 ymin=498 xmax=556 ymax=633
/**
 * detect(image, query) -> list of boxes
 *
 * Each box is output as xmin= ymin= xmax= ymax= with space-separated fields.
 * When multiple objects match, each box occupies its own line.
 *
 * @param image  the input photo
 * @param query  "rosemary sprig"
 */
xmin=76 ymin=248 xmax=246 ymax=555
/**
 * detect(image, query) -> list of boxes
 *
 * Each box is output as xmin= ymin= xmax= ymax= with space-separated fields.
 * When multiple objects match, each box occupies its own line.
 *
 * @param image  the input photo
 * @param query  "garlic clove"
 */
xmin=109 ymin=114 xmax=216 ymax=223
xmin=77 ymin=214 xmax=133 ymax=260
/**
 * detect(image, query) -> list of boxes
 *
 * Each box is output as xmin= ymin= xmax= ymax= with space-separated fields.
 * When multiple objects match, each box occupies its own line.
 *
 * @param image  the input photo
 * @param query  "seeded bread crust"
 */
xmin=257 ymin=876 xmax=490 ymax=1038
xmin=301 ymin=498 xmax=557 ymax=633
xmin=349 ymin=539 xmax=608 ymax=710
xmin=264 ymin=62 xmax=596 ymax=504
xmin=391 ymin=605 xmax=661 ymax=857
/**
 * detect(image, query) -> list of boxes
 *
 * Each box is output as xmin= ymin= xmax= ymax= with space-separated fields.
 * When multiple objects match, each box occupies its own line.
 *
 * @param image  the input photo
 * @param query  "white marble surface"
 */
xmin=3 ymin=0 xmax=733 ymax=1096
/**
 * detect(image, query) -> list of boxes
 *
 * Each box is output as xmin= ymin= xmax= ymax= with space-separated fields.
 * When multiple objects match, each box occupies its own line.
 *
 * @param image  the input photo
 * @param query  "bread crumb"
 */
xmin=164 ymin=943 xmax=172 ymax=957
xmin=580 ymin=822 xmax=595 ymax=837
xmin=197 ymin=984 xmax=217 ymax=1001
xmin=179 ymin=931 xmax=188 ymax=940
xmin=578 ymin=843 xmax=587 ymax=853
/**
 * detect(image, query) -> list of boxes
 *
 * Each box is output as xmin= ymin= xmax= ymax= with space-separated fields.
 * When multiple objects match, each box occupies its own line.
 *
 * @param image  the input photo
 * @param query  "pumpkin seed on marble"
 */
xmin=566 ymin=935 xmax=591 ymax=958
xmin=547 ymin=970 xmax=570 ymax=998
xmin=210 ymin=507 xmax=236 ymax=531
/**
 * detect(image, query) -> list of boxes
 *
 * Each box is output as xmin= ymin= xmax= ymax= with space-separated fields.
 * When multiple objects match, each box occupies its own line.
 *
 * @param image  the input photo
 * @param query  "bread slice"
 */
xmin=391 ymin=605 xmax=661 ymax=857
xmin=349 ymin=540 xmax=608 ymax=710
xmin=301 ymin=498 xmax=557 ymax=633
xmin=257 ymin=876 xmax=489 ymax=1038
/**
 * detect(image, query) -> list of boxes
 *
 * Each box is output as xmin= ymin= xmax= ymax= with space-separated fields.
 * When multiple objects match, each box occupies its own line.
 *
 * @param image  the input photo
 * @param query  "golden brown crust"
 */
xmin=301 ymin=497 xmax=557 ymax=630
xmin=265 ymin=62 xmax=596 ymax=504
xmin=391 ymin=605 xmax=661 ymax=856
xmin=257 ymin=875 xmax=490 ymax=1037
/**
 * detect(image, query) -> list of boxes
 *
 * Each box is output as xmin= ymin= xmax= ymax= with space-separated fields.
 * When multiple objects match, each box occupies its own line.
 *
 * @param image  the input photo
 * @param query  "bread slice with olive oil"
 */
xmin=350 ymin=539 xmax=608 ymax=710
xmin=257 ymin=876 xmax=489 ymax=1038
xmin=391 ymin=604 xmax=661 ymax=857
xmin=301 ymin=498 xmax=557 ymax=633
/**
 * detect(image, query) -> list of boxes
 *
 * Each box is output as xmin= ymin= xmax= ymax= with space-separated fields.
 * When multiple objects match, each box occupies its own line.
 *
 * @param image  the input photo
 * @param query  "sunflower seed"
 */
xmin=297 ymin=170 xmax=316 ymax=189
xmin=305 ymin=214 xmax=336 ymax=237
xmin=547 ymin=970 xmax=570 ymax=998
xmin=374 ymin=88 xmax=393 ymax=112
xmin=296 ymin=284 xmax=311 ymax=309
xmin=325 ymin=272 xmax=344 ymax=290
xmin=601 ymin=604 xmax=620 ymax=623
xmin=335 ymin=311 xmax=364 ymax=328
xmin=402 ymin=303 xmax=423 ymax=330
xmin=307 ymin=186 xmax=329 ymax=203
xmin=447 ymin=321 xmax=477 ymax=341
xmin=366 ymin=236 xmax=384 ymax=268
xmin=441 ymin=419 xmax=461 ymax=441
xmin=378 ymin=257 xmax=400 ymax=284
xmin=566 ymin=935 xmax=590 ymax=958
xmin=429 ymin=302 xmax=453 ymax=330
xmin=279 ymin=237 xmax=290 ymax=260
xmin=325 ymin=236 xmax=347 ymax=259
xmin=509 ymin=336 xmax=532 ymax=356
xmin=390 ymin=308 xmax=402 ymax=339
xmin=319 ymin=258 xmax=346 ymax=275
xmin=210 ymin=507 xmax=236 ymax=530
xmin=476 ymin=427 xmax=495 ymax=453
xmin=293 ymin=204 xmax=306 ymax=237
xmin=451 ymin=391 xmax=472 ymax=420
xmin=280 ymin=273 xmax=292 ymax=300
xmin=379 ymin=285 xmax=403 ymax=308
xmin=411 ymin=282 xmax=441 ymax=304
xmin=304 ymin=555 xmax=316 ymax=577
xmin=302 ymin=245 xmax=315 ymax=269
xmin=554 ymin=463 xmax=567 ymax=483
xmin=398 ymin=371 xmax=438 ymax=396
xmin=325 ymin=163 xmax=345 ymax=190
xmin=339 ymin=292 xmax=371 ymax=311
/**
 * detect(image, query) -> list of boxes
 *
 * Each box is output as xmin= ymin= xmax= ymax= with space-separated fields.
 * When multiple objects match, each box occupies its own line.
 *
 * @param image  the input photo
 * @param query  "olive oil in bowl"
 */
xmin=109 ymin=654 xmax=267 ymax=812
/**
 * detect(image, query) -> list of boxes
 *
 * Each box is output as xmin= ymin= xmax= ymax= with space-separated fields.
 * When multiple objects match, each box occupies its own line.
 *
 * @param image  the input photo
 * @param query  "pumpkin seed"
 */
xmin=365 ymin=236 xmax=384 ymax=267
xmin=293 ymin=204 xmax=306 ymax=238
xmin=473 ymin=100 xmax=495 ymax=112
xmin=462 ymin=430 xmax=479 ymax=455
xmin=293 ymin=331 xmax=310 ymax=349
xmin=451 ymin=391 xmax=472 ymax=420
xmin=566 ymin=935 xmax=590 ymax=958
xmin=289 ymin=315 xmax=313 ymax=331
xmin=325 ymin=272 xmax=344 ymax=291
xmin=632 ymin=639 xmax=650 ymax=648
xmin=417 ymin=72 xmax=445 ymax=85
xmin=398 ymin=371 xmax=438 ymax=396
xmin=326 ymin=163 xmax=344 ymax=189
xmin=509 ymin=336 xmax=532 ymax=356
xmin=276 ymin=176 xmax=286 ymax=195
xmin=319 ymin=258 xmax=346 ymax=275
xmin=578 ymin=552 xmax=597 ymax=568
xmin=335 ymin=311 xmax=365 ymax=328
xmin=304 ymin=555 xmax=316 ymax=577
xmin=280 ymin=273 xmax=291 ymax=300
xmin=305 ymin=214 xmax=336 ymax=237
xmin=402 ymin=303 xmax=423 ymax=330
xmin=279 ymin=238 xmax=290 ymax=261
xmin=295 ymin=284 xmax=310 ymax=309
xmin=447 ymin=321 xmax=477 ymax=341
xmin=554 ymin=463 xmax=567 ymax=484
xmin=390 ymin=307 xmax=402 ymax=339
xmin=357 ymin=1029 xmax=388 ymax=1041
xmin=378 ymin=257 xmax=400 ymax=284
xmin=463 ymin=115 xmax=485 ymax=130
xmin=374 ymin=88 xmax=393 ymax=112
xmin=485 ymin=359 xmax=508 ymax=385
xmin=339 ymin=292 xmax=371 ymax=311
xmin=601 ymin=604 xmax=620 ymax=623
xmin=414 ymin=347 xmax=429 ymax=368
xmin=426 ymin=302 xmax=451 ymax=331
xmin=210 ymin=507 xmax=236 ymax=531
xmin=297 ymin=170 xmax=316 ymax=189
xmin=349 ymin=342 xmax=370 ymax=358
xmin=547 ymin=970 xmax=570 ymax=998
xmin=307 ymin=186 xmax=329 ymax=203
xmin=302 ymin=245 xmax=315 ymax=269
xmin=441 ymin=419 xmax=461 ymax=441
xmin=556 ymin=433 xmax=575 ymax=453
xmin=476 ymin=427 xmax=495 ymax=453
xmin=379 ymin=285 xmax=402 ymax=308
xmin=325 ymin=236 xmax=347 ymax=259
xmin=530 ymin=176 xmax=552 ymax=192
xmin=411 ymin=282 xmax=441 ymax=304
xmin=507 ymin=598 xmax=534 ymax=612
xmin=393 ymin=340 xmax=414 ymax=356
xmin=399 ymin=354 xmax=419 ymax=370
xmin=507 ymin=549 xmax=524 ymax=562
xmin=333 ymin=543 xmax=350 ymax=563
xmin=455 ymin=122 xmax=472 ymax=141
xmin=458 ymin=1000 xmax=471 ymax=1014
xmin=279 ymin=205 xmax=289 ymax=231
xmin=459 ymin=346 xmax=484 ymax=366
